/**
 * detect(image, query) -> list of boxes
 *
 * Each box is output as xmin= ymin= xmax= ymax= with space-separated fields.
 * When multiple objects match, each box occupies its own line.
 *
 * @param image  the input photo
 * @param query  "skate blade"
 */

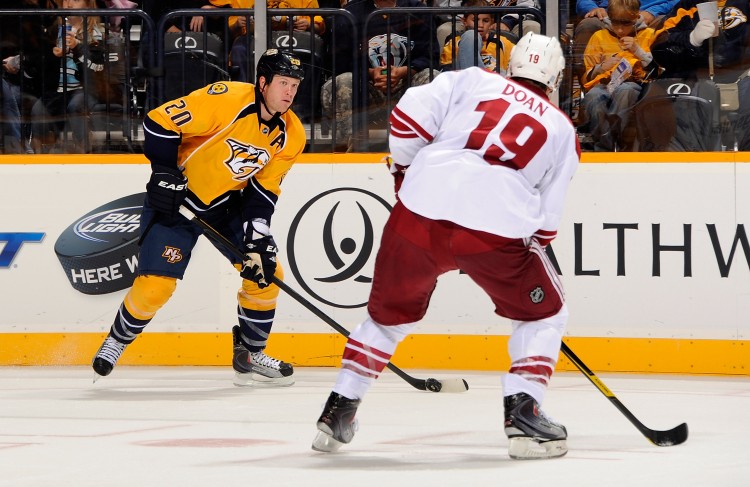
xmin=311 ymin=424 xmax=344 ymax=453
xmin=508 ymin=437 xmax=568 ymax=460
xmin=232 ymin=372 xmax=294 ymax=388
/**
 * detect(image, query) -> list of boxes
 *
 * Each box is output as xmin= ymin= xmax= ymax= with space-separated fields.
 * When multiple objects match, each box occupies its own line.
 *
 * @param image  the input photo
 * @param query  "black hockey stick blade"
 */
xmin=561 ymin=342 xmax=688 ymax=446
xmin=178 ymin=206 xmax=469 ymax=394
xmin=268 ymin=274 xmax=468 ymax=394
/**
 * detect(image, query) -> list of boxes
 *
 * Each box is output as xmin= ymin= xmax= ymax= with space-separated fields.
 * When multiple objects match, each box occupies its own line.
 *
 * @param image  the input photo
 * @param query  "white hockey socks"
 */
xmin=503 ymin=304 xmax=568 ymax=404
xmin=332 ymin=315 xmax=415 ymax=400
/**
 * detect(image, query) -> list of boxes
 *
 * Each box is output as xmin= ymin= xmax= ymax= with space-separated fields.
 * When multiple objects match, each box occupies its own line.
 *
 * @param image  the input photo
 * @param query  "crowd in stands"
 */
xmin=0 ymin=0 xmax=748 ymax=153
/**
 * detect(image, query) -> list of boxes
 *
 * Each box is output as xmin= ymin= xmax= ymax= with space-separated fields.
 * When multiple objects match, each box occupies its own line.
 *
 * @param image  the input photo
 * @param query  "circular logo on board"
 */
xmin=286 ymin=188 xmax=392 ymax=309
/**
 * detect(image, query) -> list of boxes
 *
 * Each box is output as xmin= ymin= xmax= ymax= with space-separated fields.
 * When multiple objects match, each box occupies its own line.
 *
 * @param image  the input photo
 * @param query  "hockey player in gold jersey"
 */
xmin=92 ymin=50 xmax=306 ymax=386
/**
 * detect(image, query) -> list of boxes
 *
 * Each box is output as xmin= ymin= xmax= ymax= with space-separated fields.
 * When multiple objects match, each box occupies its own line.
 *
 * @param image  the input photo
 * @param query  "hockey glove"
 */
xmin=241 ymin=235 xmax=278 ymax=288
xmin=146 ymin=166 xmax=188 ymax=217
xmin=383 ymin=155 xmax=408 ymax=195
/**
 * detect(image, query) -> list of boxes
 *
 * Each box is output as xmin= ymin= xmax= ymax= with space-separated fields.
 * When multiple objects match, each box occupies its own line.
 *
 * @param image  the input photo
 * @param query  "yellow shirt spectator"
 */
xmin=210 ymin=0 xmax=325 ymax=36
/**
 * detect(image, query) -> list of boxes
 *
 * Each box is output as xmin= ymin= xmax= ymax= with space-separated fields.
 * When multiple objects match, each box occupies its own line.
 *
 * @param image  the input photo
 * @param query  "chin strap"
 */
xmin=254 ymin=83 xmax=284 ymax=121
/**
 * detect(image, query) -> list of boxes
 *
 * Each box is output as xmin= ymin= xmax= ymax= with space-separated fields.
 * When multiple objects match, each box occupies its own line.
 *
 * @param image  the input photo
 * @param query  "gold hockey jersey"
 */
xmin=145 ymin=81 xmax=306 ymax=207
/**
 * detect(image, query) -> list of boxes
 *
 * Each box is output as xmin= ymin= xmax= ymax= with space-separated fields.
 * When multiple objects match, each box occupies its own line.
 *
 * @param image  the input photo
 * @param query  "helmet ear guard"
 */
xmin=508 ymin=32 xmax=565 ymax=93
xmin=256 ymin=49 xmax=305 ymax=86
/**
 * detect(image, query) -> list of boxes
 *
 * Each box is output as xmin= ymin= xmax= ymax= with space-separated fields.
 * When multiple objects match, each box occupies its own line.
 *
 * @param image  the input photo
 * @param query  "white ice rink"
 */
xmin=0 ymin=366 xmax=747 ymax=487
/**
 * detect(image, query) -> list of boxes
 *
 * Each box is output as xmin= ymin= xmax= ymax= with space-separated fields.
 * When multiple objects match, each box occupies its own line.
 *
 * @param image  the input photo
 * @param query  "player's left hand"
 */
xmin=241 ymin=235 xmax=278 ymax=288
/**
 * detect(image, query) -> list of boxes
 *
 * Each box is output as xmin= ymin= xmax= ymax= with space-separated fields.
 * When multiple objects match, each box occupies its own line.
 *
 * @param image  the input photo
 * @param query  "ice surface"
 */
xmin=0 ymin=367 xmax=747 ymax=487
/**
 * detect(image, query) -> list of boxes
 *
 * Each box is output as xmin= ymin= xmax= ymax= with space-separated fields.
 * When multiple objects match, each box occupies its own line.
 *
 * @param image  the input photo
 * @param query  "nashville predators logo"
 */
xmin=162 ymin=246 xmax=183 ymax=264
xmin=207 ymin=83 xmax=228 ymax=95
xmin=721 ymin=7 xmax=747 ymax=31
xmin=224 ymin=139 xmax=271 ymax=181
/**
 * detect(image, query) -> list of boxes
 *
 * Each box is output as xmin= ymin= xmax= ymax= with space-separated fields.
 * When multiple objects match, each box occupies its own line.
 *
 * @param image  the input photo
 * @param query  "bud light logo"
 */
xmin=73 ymin=207 xmax=141 ymax=243
xmin=55 ymin=193 xmax=145 ymax=295
xmin=286 ymin=188 xmax=392 ymax=308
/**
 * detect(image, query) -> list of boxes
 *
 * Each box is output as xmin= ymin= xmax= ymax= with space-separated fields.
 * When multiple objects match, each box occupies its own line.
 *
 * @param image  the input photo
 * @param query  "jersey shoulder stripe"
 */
xmin=390 ymin=106 xmax=433 ymax=142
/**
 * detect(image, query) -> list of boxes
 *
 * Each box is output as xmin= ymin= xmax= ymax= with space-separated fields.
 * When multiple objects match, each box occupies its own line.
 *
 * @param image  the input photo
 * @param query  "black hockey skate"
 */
xmin=232 ymin=326 xmax=294 ymax=387
xmin=312 ymin=392 xmax=361 ymax=452
xmin=92 ymin=333 xmax=128 ymax=379
xmin=504 ymin=392 xmax=568 ymax=459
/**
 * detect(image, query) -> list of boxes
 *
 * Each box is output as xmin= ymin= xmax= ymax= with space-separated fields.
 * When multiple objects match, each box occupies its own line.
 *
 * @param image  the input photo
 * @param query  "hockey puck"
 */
xmin=54 ymin=193 xmax=146 ymax=295
xmin=424 ymin=378 xmax=443 ymax=392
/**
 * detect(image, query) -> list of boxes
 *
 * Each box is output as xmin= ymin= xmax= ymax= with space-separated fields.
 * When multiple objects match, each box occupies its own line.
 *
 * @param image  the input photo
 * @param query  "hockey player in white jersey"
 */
xmin=312 ymin=32 xmax=580 ymax=460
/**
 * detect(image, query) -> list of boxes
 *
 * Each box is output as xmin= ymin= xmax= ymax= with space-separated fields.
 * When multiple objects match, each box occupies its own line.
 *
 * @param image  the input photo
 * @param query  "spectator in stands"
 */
xmin=433 ymin=0 xmax=466 ymax=47
xmin=321 ymin=0 xmax=438 ymax=151
xmin=141 ymin=0 xmax=222 ymax=34
xmin=101 ymin=0 xmax=137 ymax=33
xmin=1 ymin=10 xmax=24 ymax=153
xmin=30 ymin=0 xmax=107 ymax=153
xmin=650 ymin=0 xmax=750 ymax=149
xmin=138 ymin=0 xmax=225 ymax=82
xmin=0 ymin=76 xmax=23 ymax=153
xmin=573 ymin=0 xmax=678 ymax=81
xmin=574 ymin=0 xmax=609 ymax=66
xmin=1 ymin=0 xmax=60 ymax=154
xmin=489 ymin=0 xmax=542 ymax=38
xmin=212 ymin=0 xmax=325 ymax=122
xmin=440 ymin=0 xmax=516 ymax=73
xmin=581 ymin=0 xmax=658 ymax=151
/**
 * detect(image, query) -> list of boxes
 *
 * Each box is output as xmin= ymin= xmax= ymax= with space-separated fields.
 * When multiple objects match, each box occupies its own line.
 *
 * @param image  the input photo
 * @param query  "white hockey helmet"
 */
xmin=508 ymin=32 xmax=565 ymax=92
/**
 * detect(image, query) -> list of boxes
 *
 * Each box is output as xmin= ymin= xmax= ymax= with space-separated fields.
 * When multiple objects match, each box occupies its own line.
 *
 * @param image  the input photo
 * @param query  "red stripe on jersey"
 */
xmin=389 ymin=113 xmax=412 ymax=133
xmin=391 ymin=132 xmax=420 ymax=139
xmin=391 ymin=106 xmax=433 ymax=142
xmin=535 ymin=229 xmax=556 ymax=238
xmin=528 ymin=242 xmax=565 ymax=302
xmin=389 ymin=122 xmax=419 ymax=139
xmin=533 ymin=229 xmax=556 ymax=247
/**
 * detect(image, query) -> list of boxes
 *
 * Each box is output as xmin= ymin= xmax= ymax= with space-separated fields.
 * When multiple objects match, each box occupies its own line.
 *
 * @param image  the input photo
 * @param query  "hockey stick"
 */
xmin=178 ymin=206 xmax=469 ymax=394
xmin=560 ymin=342 xmax=688 ymax=446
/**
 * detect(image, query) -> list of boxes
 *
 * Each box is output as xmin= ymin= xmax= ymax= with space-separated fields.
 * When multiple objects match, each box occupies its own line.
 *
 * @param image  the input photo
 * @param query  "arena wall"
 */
xmin=1 ymin=152 xmax=748 ymax=375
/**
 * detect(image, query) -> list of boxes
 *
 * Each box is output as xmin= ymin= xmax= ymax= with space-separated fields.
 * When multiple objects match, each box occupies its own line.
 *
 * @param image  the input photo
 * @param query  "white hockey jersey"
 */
xmin=389 ymin=67 xmax=580 ymax=245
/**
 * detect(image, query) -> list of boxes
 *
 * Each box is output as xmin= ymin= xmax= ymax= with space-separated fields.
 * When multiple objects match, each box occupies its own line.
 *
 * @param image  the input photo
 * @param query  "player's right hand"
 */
xmin=145 ymin=166 xmax=187 ymax=217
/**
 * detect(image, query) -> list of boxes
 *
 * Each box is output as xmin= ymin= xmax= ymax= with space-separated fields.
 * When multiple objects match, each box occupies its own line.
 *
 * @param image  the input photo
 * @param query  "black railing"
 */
xmin=0 ymin=8 xmax=154 ymax=153
xmin=0 ymin=7 xmax=551 ymax=154
xmin=2 ymin=6 xmax=740 ymax=154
